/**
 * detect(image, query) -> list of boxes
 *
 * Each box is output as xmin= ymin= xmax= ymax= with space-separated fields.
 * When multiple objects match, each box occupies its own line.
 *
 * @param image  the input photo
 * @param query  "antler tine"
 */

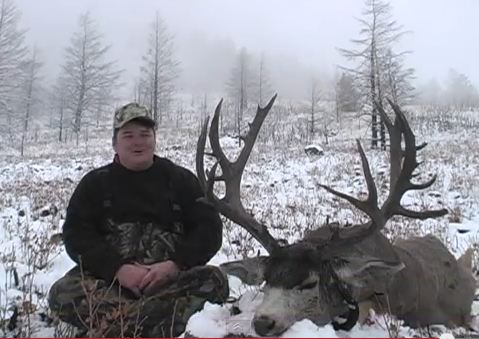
xmin=196 ymin=116 xmax=210 ymax=194
xmin=375 ymin=100 xmax=429 ymax=185
xmin=319 ymin=100 xmax=447 ymax=256
xmin=205 ymin=162 xmax=219 ymax=201
xmin=374 ymin=101 xmax=394 ymax=131
xmin=196 ymin=95 xmax=280 ymax=254
xmin=209 ymin=99 xmax=232 ymax=174
xmin=416 ymin=141 xmax=427 ymax=151
xmin=320 ymin=140 xmax=383 ymax=227
xmin=236 ymin=94 xmax=278 ymax=173
xmin=375 ymin=101 xmax=401 ymax=187
xmin=381 ymin=100 xmax=448 ymax=220
xmin=319 ymin=139 xmax=386 ymax=253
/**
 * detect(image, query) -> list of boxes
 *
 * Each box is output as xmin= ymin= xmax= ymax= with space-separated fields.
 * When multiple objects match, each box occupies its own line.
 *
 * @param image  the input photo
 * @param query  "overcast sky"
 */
xmin=14 ymin=0 xmax=479 ymax=99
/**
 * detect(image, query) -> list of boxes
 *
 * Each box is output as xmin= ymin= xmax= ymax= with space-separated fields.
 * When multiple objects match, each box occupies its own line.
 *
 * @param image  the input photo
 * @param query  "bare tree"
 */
xmin=92 ymin=85 xmax=116 ymax=128
xmin=61 ymin=12 xmax=121 ymax=144
xmin=200 ymin=93 xmax=208 ymax=124
xmin=309 ymin=78 xmax=320 ymax=140
xmin=19 ymin=47 xmax=42 ymax=156
xmin=444 ymin=69 xmax=479 ymax=110
xmin=132 ymin=78 xmax=145 ymax=104
xmin=46 ymin=74 xmax=71 ymax=143
xmin=254 ymin=54 xmax=274 ymax=107
xmin=0 ymin=0 xmax=27 ymax=142
xmin=336 ymin=71 xmax=359 ymax=113
xmin=138 ymin=12 xmax=180 ymax=126
xmin=416 ymin=78 xmax=443 ymax=107
xmin=339 ymin=0 xmax=415 ymax=149
xmin=226 ymin=47 xmax=253 ymax=145
xmin=383 ymin=48 xmax=415 ymax=106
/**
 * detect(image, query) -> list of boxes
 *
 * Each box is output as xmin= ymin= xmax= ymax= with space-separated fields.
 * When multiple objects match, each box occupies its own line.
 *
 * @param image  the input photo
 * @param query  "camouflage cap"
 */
xmin=113 ymin=102 xmax=155 ymax=129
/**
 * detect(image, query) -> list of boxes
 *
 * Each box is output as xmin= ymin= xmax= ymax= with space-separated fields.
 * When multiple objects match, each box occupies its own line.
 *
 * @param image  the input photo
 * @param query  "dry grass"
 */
xmin=0 ymin=104 xmax=478 ymax=336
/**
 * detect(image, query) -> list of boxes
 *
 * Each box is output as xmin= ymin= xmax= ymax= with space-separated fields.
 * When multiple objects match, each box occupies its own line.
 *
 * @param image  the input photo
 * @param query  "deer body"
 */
xmin=306 ymin=229 xmax=476 ymax=327
xmin=196 ymin=95 xmax=476 ymax=336
xmin=386 ymin=235 xmax=475 ymax=327
xmin=222 ymin=231 xmax=475 ymax=335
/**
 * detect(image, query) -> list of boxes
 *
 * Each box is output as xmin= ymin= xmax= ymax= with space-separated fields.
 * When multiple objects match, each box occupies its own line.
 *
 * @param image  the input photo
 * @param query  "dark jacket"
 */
xmin=63 ymin=156 xmax=223 ymax=282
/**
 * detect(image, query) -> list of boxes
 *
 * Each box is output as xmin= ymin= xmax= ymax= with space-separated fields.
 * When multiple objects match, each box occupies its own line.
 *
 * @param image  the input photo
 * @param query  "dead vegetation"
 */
xmin=0 ymin=105 xmax=478 ymax=337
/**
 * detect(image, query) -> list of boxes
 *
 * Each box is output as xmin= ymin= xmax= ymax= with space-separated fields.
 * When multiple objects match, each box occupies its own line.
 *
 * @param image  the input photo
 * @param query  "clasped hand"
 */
xmin=115 ymin=260 xmax=180 ymax=297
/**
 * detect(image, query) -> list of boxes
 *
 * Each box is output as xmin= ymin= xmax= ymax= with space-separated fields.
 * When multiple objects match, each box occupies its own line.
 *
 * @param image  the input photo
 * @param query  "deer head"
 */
xmin=196 ymin=96 xmax=447 ymax=336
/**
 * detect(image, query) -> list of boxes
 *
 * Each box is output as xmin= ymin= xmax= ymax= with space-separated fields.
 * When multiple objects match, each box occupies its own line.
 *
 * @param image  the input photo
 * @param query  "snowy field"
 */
xmin=0 ymin=106 xmax=479 ymax=337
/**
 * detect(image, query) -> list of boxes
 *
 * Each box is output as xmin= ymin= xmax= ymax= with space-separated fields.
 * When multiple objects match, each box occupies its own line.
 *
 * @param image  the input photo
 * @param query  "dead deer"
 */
xmin=196 ymin=95 xmax=476 ymax=336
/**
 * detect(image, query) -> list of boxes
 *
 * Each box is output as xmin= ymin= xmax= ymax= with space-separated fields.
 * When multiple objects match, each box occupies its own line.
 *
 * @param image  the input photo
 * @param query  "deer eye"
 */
xmin=297 ymin=280 xmax=318 ymax=291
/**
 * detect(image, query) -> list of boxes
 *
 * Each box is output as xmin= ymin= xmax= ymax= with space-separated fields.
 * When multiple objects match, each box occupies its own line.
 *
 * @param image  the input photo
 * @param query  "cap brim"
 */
xmin=115 ymin=116 xmax=156 ymax=129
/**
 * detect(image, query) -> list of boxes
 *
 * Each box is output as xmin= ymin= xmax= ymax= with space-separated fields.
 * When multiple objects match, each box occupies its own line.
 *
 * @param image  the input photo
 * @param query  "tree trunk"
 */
xmin=58 ymin=105 xmax=64 ymax=142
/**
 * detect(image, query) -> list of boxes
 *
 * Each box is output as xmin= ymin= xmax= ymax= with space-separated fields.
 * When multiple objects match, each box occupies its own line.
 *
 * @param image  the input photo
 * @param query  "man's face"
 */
xmin=113 ymin=121 xmax=155 ymax=171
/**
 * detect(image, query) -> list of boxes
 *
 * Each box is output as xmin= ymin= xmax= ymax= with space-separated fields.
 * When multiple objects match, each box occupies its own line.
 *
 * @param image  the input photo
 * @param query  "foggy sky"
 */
xmin=15 ymin=0 xmax=479 ymax=99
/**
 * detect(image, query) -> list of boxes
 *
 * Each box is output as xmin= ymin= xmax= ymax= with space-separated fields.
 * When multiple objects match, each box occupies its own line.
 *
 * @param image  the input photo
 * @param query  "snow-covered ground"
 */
xmin=0 ymin=107 xmax=478 ymax=337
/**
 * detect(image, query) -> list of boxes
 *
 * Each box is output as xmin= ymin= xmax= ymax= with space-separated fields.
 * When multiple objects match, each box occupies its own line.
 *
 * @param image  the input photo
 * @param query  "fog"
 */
xmin=15 ymin=0 xmax=479 ymax=100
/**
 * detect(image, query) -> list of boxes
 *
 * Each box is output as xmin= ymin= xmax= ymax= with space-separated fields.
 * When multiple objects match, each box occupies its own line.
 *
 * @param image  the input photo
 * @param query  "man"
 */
xmin=49 ymin=103 xmax=229 ymax=337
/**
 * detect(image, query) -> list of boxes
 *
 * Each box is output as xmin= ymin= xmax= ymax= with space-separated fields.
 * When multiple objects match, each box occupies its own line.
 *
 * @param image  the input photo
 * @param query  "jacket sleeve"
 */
xmin=170 ymin=166 xmax=223 ymax=268
xmin=63 ymin=171 xmax=130 ymax=282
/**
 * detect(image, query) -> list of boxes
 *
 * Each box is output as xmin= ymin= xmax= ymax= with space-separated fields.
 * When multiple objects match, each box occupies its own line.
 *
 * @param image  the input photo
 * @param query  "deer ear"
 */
xmin=220 ymin=256 xmax=269 ymax=285
xmin=332 ymin=255 xmax=404 ymax=290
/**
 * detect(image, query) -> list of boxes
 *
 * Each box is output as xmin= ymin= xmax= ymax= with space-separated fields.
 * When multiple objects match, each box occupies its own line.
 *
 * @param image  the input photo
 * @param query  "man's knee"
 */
xmin=48 ymin=270 xmax=83 ymax=312
xmin=141 ymin=294 xmax=206 ymax=337
xmin=48 ymin=276 xmax=84 ymax=328
xmin=138 ymin=265 xmax=229 ymax=336
xmin=48 ymin=267 xmax=106 ymax=326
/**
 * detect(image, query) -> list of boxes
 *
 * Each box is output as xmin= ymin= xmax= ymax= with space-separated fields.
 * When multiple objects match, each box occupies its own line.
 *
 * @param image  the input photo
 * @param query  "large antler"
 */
xmin=196 ymin=95 xmax=280 ymax=254
xmin=379 ymin=99 xmax=447 ymax=220
xmin=317 ymin=100 xmax=447 ymax=252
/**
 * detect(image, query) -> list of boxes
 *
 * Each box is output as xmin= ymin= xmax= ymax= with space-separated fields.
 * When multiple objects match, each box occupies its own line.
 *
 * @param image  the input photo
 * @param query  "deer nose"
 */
xmin=254 ymin=316 xmax=276 ymax=336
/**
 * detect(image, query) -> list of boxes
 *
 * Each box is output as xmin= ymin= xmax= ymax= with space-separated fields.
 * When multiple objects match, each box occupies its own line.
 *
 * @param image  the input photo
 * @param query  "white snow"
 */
xmin=0 ymin=107 xmax=478 ymax=337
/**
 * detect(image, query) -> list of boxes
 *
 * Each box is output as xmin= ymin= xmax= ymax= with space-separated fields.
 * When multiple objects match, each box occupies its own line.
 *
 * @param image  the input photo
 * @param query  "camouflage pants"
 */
xmin=48 ymin=265 xmax=229 ymax=337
